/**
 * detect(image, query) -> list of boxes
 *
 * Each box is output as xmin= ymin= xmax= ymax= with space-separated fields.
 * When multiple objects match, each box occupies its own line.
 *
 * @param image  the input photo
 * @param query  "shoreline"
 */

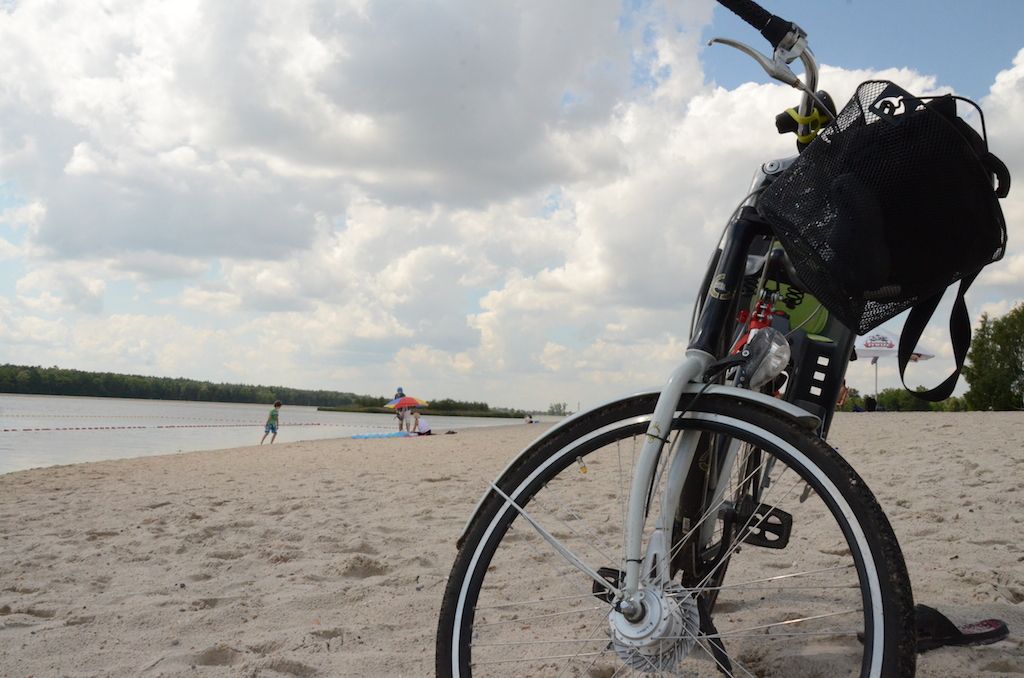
xmin=0 ymin=422 xmax=543 ymax=478
xmin=0 ymin=392 xmax=540 ymax=476
xmin=1 ymin=414 xmax=1021 ymax=676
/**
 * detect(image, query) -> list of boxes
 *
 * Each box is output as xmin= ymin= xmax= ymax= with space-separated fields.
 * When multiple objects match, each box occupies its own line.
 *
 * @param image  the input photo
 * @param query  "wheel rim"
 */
xmin=448 ymin=409 xmax=886 ymax=677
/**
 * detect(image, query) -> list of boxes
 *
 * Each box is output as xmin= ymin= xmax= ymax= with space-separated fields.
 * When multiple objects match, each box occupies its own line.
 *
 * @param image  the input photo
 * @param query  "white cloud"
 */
xmin=0 ymin=236 xmax=18 ymax=259
xmin=0 ymin=1 xmax=1022 ymax=409
xmin=0 ymin=298 xmax=69 ymax=347
xmin=0 ymin=200 xmax=46 ymax=234
xmin=176 ymin=287 xmax=240 ymax=314
xmin=16 ymin=268 xmax=106 ymax=313
xmin=977 ymin=298 xmax=1024 ymax=321
xmin=539 ymin=341 xmax=571 ymax=372
xmin=983 ymin=252 xmax=1024 ymax=285
xmin=109 ymin=250 xmax=209 ymax=281
xmin=68 ymin=313 xmax=228 ymax=376
xmin=64 ymin=142 xmax=105 ymax=175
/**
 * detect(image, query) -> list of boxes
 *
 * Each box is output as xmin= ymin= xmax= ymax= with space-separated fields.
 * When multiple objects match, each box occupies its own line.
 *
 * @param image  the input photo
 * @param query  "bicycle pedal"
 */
xmin=592 ymin=567 xmax=624 ymax=604
xmin=737 ymin=502 xmax=792 ymax=549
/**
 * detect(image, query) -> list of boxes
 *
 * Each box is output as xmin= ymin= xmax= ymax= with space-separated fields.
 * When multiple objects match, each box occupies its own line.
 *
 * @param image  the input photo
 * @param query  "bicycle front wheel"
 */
xmin=437 ymin=393 xmax=914 ymax=677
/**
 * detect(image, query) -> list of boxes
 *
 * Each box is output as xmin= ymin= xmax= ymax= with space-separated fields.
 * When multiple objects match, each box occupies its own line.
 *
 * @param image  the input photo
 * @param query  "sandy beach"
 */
xmin=1 ymin=413 xmax=1022 ymax=677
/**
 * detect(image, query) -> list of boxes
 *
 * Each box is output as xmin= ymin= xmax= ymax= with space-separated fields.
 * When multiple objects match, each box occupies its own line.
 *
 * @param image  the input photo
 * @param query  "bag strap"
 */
xmin=984 ymin=150 xmax=1011 ymax=199
xmin=899 ymin=272 xmax=977 ymax=402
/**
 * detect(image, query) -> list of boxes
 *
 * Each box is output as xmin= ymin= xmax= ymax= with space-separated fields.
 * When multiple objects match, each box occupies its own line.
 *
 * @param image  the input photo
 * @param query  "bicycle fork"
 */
xmin=618 ymin=349 xmax=714 ymax=616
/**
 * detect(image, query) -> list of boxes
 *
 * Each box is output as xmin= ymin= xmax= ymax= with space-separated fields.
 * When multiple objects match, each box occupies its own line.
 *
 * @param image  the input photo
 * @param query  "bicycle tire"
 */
xmin=437 ymin=392 xmax=915 ymax=677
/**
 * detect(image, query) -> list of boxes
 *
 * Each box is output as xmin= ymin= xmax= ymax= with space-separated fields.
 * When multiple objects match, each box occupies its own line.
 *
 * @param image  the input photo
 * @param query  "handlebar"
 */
xmin=713 ymin=0 xmax=823 ymax=147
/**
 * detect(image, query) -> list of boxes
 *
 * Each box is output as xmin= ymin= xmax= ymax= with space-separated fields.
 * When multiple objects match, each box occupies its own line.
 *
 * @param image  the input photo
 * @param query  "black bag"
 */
xmin=758 ymin=81 xmax=1011 ymax=400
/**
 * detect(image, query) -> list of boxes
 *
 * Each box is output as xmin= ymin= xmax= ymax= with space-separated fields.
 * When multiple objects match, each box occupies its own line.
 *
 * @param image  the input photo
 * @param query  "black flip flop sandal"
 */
xmin=915 ymin=604 xmax=1009 ymax=653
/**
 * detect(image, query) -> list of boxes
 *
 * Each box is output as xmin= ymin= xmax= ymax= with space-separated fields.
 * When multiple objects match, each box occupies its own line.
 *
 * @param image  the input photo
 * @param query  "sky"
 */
xmin=1 ymin=0 xmax=1022 ymax=412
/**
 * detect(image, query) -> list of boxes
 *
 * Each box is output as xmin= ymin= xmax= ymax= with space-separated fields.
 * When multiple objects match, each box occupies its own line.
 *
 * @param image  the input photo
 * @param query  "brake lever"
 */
xmin=707 ymin=36 xmax=806 ymax=90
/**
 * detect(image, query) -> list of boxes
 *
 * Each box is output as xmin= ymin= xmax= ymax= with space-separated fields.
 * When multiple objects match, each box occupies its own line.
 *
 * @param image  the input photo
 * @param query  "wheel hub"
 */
xmin=609 ymin=585 xmax=701 ymax=672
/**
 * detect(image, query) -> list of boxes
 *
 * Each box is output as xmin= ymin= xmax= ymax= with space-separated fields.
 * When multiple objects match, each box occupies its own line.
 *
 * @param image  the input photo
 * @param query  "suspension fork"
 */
xmin=620 ymin=212 xmax=768 ymax=612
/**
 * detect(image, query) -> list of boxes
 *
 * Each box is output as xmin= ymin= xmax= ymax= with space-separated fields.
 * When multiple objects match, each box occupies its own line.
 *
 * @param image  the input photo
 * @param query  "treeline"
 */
xmin=427 ymin=398 xmax=490 ymax=413
xmin=0 ymin=364 xmax=377 ymax=407
xmin=319 ymin=397 xmax=529 ymax=418
xmin=0 ymin=364 xmax=528 ymax=416
xmin=838 ymin=387 xmax=968 ymax=413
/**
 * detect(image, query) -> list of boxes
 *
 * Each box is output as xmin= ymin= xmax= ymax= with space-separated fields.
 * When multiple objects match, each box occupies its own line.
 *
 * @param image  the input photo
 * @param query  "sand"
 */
xmin=0 ymin=413 xmax=1021 ymax=677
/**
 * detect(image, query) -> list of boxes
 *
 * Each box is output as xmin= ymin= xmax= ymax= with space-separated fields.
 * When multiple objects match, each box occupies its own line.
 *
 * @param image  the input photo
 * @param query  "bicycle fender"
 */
xmin=457 ymin=385 xmax=819 ymax=546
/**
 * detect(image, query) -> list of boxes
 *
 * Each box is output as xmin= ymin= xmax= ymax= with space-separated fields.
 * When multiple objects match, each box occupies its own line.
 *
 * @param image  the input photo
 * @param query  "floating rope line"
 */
xmin=1 ymin=413 xmax=299 ymax=422
xmin=0 ymin=421 xmax=380 ymax=433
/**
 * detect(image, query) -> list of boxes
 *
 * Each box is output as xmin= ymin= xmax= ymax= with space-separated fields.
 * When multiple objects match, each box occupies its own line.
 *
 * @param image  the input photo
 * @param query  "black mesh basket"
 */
xmin=757 ymin=81 xmax=1008 ymax=335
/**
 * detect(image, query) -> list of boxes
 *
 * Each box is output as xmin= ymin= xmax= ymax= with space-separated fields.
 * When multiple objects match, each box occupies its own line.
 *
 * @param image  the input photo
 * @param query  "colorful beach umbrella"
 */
xmin=385 ymin=396 xmax=428 ymax=409
xmin=855 ymin=327 xmax=934 ymax=396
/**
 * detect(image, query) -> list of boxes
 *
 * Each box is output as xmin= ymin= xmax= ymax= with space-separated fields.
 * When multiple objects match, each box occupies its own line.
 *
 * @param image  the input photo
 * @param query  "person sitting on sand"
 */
xmin=412 ymin=411 xmax=431 ymax=436
xmin=261 ymin=400 xmax=282 ymax=444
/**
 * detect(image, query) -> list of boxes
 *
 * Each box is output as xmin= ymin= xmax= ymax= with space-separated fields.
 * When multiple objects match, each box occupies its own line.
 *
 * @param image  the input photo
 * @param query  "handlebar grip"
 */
xmin=716 ymin=0 xmax=796 ymax=49
xmin=716 ymin=0 xmax=772 ymax=29
xmin=775 ymin=110 xmax=799 ymax=135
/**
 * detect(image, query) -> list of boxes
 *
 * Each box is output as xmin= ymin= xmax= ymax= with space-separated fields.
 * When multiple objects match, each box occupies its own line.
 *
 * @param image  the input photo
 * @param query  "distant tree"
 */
xmin=934 ymin=395 xmax=968 ymax=412
xmin=353 ymin=394 xmax=387 ymax=408
xmin=962 ymin=305 xmax=1024 ymax=410
xmin=875 ymin=387 xmax=932 ymax=412
xmin=547 ymin=402 xmax=569 ymax=416
xmin=429 ymin=398 xmax=489 ymax=413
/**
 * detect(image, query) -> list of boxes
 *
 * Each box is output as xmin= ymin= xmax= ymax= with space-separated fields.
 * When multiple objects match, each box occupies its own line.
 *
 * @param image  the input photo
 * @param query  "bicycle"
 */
xmin=435 ymin=2 xmax=1008 ymax=675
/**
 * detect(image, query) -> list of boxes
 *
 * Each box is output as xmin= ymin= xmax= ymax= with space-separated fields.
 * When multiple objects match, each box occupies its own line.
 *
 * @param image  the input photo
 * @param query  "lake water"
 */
xmin=0 ymin=394 xmax=536 ymax=475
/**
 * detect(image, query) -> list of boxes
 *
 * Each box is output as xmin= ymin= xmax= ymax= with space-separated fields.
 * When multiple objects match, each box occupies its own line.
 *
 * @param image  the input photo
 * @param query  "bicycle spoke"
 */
xmin=472 ymin=652 xmax=605 ymax=666
xmin=553 ymin=608 xmax=615 ymax=678
xmin=475 ymin=593 xmax=597 ymax=611
xmin=487 ymin=481 xmax=622 ymax=599
xmin=714 ymin=609 xmax=860 ymax=638
xmin=703 ymin=563 xmax=856 ymax=591
xmin=688 ymin=633 xmax=754 ymax=678
xmin=473 ymin=637 xmax=610 ymax=649
xmin=475 ymin=606 xmax=608 ymax=628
